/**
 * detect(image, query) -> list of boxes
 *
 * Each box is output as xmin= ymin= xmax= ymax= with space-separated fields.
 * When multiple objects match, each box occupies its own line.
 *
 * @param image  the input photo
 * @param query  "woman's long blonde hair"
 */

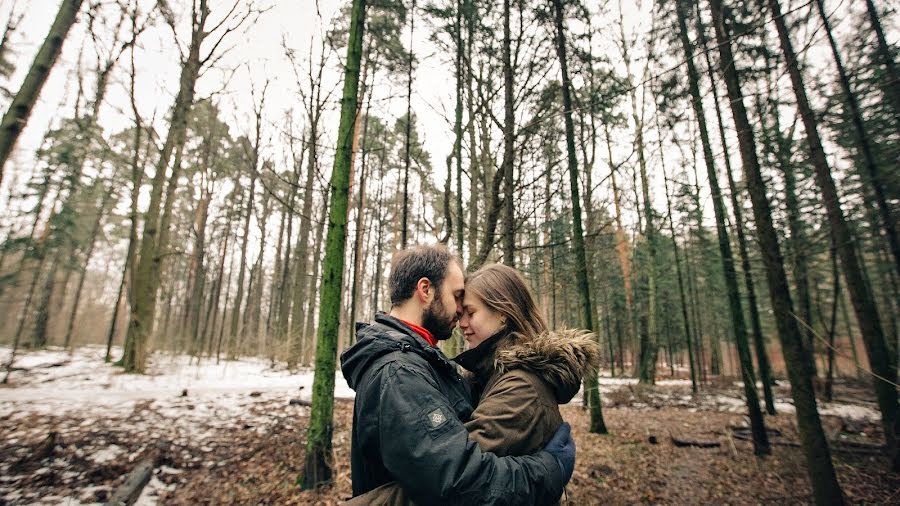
xmin=465 ymin=264 xmax=547 ymax=340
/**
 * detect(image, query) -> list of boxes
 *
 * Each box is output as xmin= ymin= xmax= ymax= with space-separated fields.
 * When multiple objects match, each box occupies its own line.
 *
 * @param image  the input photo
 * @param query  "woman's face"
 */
xmin=459 ymin=292 xmax=505 ymax=349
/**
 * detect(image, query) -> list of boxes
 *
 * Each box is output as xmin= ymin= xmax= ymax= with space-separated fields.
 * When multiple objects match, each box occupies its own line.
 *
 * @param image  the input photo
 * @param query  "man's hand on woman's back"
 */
xmin=542 ymin=422 xmax=576 ymax=486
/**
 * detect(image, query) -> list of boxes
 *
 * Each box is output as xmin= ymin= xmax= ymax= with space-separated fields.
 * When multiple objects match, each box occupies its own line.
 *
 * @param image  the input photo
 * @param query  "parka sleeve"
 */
xmin=377 ymin=362 xmax=564 ymax=506
xmin=464 ymin=371 xmax=548 ymax=457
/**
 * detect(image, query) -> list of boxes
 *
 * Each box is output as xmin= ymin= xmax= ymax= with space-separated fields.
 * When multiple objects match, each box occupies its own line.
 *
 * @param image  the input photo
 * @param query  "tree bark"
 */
xmin=695 ymin=11 xmax=776 ymax=412
xmin=551 ymin=0 xmax=606 ymax=434
xmin=674 ymin=0 xmax=768 ymax=454
xmin=123 ymin=2 xmax=206 ymax=373
xmin=707 ymin=0 xmax=844 ymax=500
xmin=400 ymin=0 xmax=415 ymax=248
xmin=500 ymin=0 xmax=515 ymax=267
xmin=63 ymin=185 xmax=113 ymax=348
xmin=299 ymin=0 xmax=366 ymax=488
xmin=767 ymin=0 xmax=899 ymax=472
xmin=0 ymin=0 xmax=84 ymax=185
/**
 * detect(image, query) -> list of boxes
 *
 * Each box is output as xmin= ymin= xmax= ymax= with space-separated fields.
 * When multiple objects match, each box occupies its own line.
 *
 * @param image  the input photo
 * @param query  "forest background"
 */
xmin=0 ymin=0 xmax=898 ymax=503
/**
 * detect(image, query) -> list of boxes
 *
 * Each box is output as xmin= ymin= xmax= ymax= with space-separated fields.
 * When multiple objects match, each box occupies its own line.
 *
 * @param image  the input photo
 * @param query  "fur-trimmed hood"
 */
xmin=455 ymin=329 xmax=601 ymax=404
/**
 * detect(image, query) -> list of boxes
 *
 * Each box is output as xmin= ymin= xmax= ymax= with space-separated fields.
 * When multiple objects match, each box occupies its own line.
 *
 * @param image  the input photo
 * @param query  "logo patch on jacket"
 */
xmin=428 ymin=408 xmax=446 ymax=428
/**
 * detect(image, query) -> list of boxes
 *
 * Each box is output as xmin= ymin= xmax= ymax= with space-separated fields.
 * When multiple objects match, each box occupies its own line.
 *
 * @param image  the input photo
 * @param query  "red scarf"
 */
xmin=399 ymin=319 xmax=437 ymax=347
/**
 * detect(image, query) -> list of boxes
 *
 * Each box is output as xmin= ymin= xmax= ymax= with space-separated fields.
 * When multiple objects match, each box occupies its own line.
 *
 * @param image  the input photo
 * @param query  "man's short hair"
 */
xmin=388 ymin=244 xmax=459 ymax=306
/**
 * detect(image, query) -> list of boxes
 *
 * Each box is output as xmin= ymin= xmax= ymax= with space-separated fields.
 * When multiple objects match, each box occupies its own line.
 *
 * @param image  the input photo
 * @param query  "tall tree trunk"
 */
xmin=696 ymin=13 xmax=776 ymax=412
xmin=815 ymin=0 xmax=899 ymax=277
xmin=275 ymin=142 xmax=304 ymax=350
xmin=0 ymin=0 xmax=83 ymax=184
xmin=824 ymin=237 xmax=840 ymax=402
xmin=289 ymin=85 xmax=324 ymax=368
xmin=551 ymin=0 xmax=606 ymax=434
xmin=758 ymin=79 xmax=817 ymax=377
xmin=348 ymin=100 xmax=372 ymax=347
xmin=674 ymin=0 xmax=768 ymax=453
xmin=706 ymin=0 xmax=844 ymax=500
xmin=660 ymin=126 xmax=697 ymax=394
xmin=123 ymin=2 xmax=206 ymax=373
xmin=303 ymin=186 xmax=331 ymax=366
xmin=767 ymin=0 xmax=899 ymax=472
xmin=500 ymin=0 xmax=515 ymax=267
xmin=107 ymin=34 xmax=147 ymax=363
xmin=605 ymin=123 xmax=636 ymax=370
xmin=400 ymin=0 xmax=415 ymax=248
xmin=300 ymin=0 xmax=366 ymax=488
xmin=453 ymin=0 xmax=465 ymax=260
xmin=227 ymin=166 xmax=256 ymax=359
xmin=63 ymin=185 xmax=113 ymax=348
xmin=617 ymin=0 xmax=657 ymax=382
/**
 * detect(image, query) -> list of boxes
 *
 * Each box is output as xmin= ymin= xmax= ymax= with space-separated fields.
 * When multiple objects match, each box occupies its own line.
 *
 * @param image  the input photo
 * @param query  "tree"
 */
xmin=500 ymin=0 xmax=515 ymax=266
xmin=0 ymin=0 xmax=84 ymax=187
xmin=693 ymin=10 xmax=776 ymax=412
xmin=300 ymin=0 xmax=367 ymax=488
xmin=766 ymin=0 xmax=899 ymax=472
xmin=122 ymin=0 xmax=259 ymax=373
xmin=550 ymin=0 xmax=607 ymax=435
xmin=672 ymin=0 xmax=768 ymax=454
xmin=814 ymin=0 xmax=899 ymax=279
xmin=705 ymin=0 xmax=844 ymax=501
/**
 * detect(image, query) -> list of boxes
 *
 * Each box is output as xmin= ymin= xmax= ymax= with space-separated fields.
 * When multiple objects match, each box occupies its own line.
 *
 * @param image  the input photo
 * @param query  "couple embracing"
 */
xmin=341 ymin=244 xmax=600 ymax=505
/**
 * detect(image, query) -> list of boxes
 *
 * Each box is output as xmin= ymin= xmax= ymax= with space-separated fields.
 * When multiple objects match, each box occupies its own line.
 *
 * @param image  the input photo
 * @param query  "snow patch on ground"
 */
xmin=0 ymin=345 xmax=354 ymax=422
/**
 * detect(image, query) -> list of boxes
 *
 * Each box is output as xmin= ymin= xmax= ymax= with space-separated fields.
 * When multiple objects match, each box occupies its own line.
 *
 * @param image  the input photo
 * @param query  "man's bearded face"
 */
xmin=422 ymin=289 xmax=457 ymax=340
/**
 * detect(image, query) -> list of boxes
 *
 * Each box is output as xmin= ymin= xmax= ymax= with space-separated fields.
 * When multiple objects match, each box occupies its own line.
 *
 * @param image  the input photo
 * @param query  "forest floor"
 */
xmin=1 ymin=346 xmax=898 ymax=505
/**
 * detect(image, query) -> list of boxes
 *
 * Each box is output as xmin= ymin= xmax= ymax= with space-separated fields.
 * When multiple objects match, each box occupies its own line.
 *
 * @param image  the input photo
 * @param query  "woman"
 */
xmin=345 ymin=263 xmax=599 ymax=505
xmin=453 ymin=263 xmax=600 ymax=460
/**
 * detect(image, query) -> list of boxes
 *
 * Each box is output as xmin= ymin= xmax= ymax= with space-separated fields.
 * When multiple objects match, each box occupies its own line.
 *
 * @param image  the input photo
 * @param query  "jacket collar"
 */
xmin=453 ymin=329 xmax=511 ymax=379
xmin=373 ymin=312 xmax=458 ymax=374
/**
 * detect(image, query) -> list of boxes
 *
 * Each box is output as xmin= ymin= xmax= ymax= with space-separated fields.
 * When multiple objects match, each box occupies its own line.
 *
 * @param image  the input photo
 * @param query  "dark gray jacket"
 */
xmin=340 ymin=313 xmax=564 ymax=505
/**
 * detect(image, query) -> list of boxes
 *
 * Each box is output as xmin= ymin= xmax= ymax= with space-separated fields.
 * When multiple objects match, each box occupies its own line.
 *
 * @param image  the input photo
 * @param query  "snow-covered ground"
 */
xmin=0 ymin=346 xmax=355 ymax=505
xmin=1 ymin=346 xmax=880 ymax=424
xmin=0 ymin=345 xmax=354 ymax=418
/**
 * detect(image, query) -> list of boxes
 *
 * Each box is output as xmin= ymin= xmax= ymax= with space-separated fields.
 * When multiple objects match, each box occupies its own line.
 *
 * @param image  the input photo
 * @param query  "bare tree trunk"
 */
xmin=400 ymin=0 xmax=415 ymax=248
xmin=707 ymin=0 xmax=843 ymax=500
xmin=550 ymin=0 xmax=606 ymax=434
xmin=0 ymin=0 xmax=84 ymax=184
xmin=696 ymin=12 xmax=775 ymax=412
xmin=300 ymin=0 xmax=366 ymax=485
xmin=227 ymin=164 xmax=256 ymax=359
xmin=500 ymin=0 xmax=515 ymax=267
xmin=63 ymin=185 xmax=113 ymax=348
xmin=674 ymin=0 xmax=768 ymax=453
xmin=767 ymin=0 xmax=898 ymax=472
xmin=660 ymin=129 xmax=697 ymax=394
xmin=303 ymin=184 xmax=331 ymax=367
xmin=123 ymin=2 xmax=208 ymax=373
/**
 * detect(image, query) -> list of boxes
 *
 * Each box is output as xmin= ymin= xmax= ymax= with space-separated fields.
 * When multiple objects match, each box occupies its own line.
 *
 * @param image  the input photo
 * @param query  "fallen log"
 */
xmin=289 ymin=398 xmax=311 ymax=406
xmin=669 ymin=431 xmax=720 ymax=448
xmin=105 ymin=444 xmax=168 ymax=506
xmin=105 ymin=456 xmax=155 ymax=506
xmin=730 ymin=428 xmax=885 ymax=454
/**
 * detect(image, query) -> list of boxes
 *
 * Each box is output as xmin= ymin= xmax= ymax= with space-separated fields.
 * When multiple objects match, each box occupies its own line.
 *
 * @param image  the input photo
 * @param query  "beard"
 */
xmin=422 ymin=296 xmax=456 ymax=341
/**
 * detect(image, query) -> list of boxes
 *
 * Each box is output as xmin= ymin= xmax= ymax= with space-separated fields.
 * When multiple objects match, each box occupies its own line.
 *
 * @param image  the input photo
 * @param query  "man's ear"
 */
xmin=416 ymin=277 xmax=432 ymax=303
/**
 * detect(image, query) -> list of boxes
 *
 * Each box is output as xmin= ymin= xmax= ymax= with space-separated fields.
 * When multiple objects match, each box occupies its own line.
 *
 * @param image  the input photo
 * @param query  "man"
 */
xmin=341 ymin=244 xmax=575 ymax=505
